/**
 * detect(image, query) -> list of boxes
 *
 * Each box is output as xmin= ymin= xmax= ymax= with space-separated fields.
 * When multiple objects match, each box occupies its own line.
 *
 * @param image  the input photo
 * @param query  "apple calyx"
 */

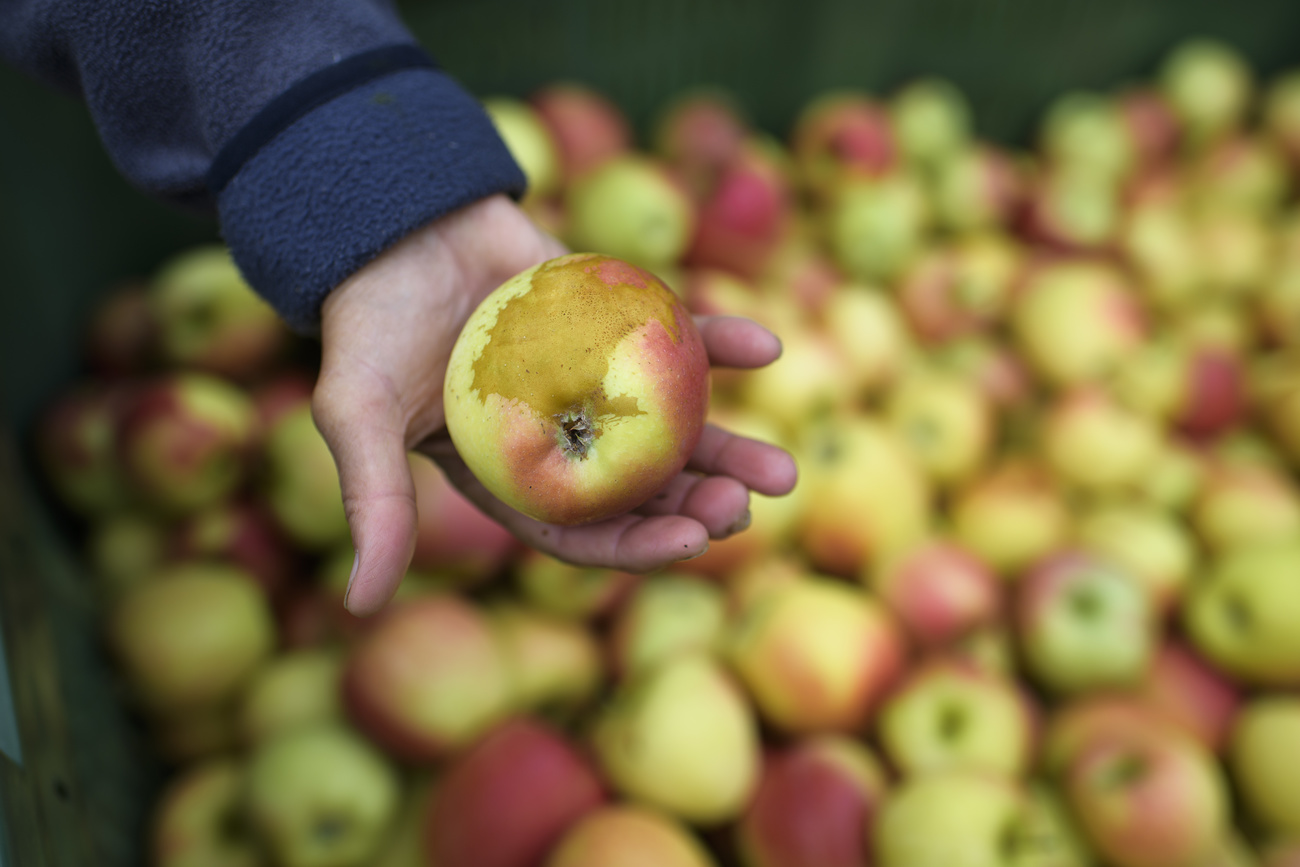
xmin=556 ymin=405 xmax=598 ymax=459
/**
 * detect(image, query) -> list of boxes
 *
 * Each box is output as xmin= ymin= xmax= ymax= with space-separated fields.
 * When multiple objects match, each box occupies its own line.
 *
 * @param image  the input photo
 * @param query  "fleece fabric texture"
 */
xmin=0 ymin=0 xmax=526 ymax=331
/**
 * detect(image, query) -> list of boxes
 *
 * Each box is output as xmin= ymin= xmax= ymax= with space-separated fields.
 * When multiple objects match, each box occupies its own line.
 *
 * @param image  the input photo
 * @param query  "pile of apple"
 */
xmin=33 ymin=36 xmax=1300 ymax=867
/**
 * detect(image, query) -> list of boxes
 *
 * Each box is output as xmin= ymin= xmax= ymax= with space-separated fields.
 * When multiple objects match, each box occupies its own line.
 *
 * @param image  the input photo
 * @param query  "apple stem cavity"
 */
xmin=555 ymin=407 xmax=597 ymax=459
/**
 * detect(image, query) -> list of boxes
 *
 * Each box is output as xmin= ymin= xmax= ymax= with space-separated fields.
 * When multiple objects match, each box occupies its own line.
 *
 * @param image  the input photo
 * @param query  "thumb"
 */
xmin=312 ymin=376 xmax=418 ymax=617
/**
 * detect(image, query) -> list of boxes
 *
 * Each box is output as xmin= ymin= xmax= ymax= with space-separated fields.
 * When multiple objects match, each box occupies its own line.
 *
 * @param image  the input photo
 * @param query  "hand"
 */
xmin=313 ymin=194 xmax=797 ymax=616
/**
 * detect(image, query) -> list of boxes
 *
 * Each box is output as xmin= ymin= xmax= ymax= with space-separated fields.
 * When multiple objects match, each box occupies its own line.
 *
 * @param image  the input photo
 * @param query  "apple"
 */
xmin=1189 ymin=135 xmax=1289 ymax=215
xmin=245 ymin=723 xmax=400 ymax=867
xmin=484 ymin=96 xmax=563 ymax=203
xmin=1041 ymin=696 xmax=1179 ymax=778
xmin=424 ymin=717 xmax=605 ymax=867
xmin=735 ymin=736 xmax=889 ymax=867
xmin=548 ymin=805 xmax=718 ymax=867
xmin=738 ymin=324 xmax=854 ymax=435
xmin=951 ymin=626 xmax=1019 ymax=680
xmin=1064 ymin=724 xmax=1229 ymax=867
xmin=1159 ymin=39 xmax=1253 ymax=147
xmin=151 ymin=757 xmax=259 ymax=867
xmin=929 ymin=144 xmax=1024 ymax=233
xmin=683 ymin=141 xmax=793 ymax=280
xmin=878 ymin=659 xmax=1035 ymax=779
xmin=107 ymin=562 xmax=275 ymax=716
xmin=868 ymin=539 xmax=1001 ymax=648
xmin=1040 ymin=388 xmax=1161 ymax=494
xmin=83 ymin=280 xmax=157 ymax=377
xmin=826 ymin=172 xmax=929 ymax=283
xmin=727 ymin=575 xmax=905 ymax=734
xmin=950 ymin=459 xmax=1072 ymax=579
xmin=530 ymin=83 xmax=632 ymax=181
xmin=490 ymin=604 xmax=604 ymax=717
xmin=1191 ymin=460 xmax=1300 ymax=553
xmin=795 ymin=416 xmax=932 ymax=577
xmin=1133 ymin=438 xmax=1206 ymax=514
xmin=820 ymin=284 xmax=914 ymax=397
xmin=1016 ymin=552 xmax=1156 ymax=695
xmin=407 ymin=452 xmax=518 ymax=584
xmin=873 ymin=772 xmax=1028 ymax=867
xmin=149 ymin=245 xmax=287 ymax=380
xmin=1021 ymin=164 xmax=1122 ymax=251
xmin=1074 ymin=503 xmax=1194 ymax=616
xmin=886 ymin=367 xmax=994 ymax=487
xmin=444 ymin=253 xmax=709 ymax=525
xmin=1118 ymin=88 xmax=1181 ymax=166
xmin=251 ymin=370 xmax=315 ymax=431
xmin=237 ymin=648 xmax=344 ymax=746
xmin=790 ymin=91 xmax=896 ymax=198
xmin=1135 ymin=642 xmax=1241 ymax=753
xmin=35 ymin=383 xmax=132 ymax=516
xmin=513 ymin=549 xmax=639 ymax=620
xmin=1265 ymin=70 xmax=1300 ymax=162
xmin=1263 ymin=842 xmax=1300 ymax=867
xmin=591 ymin=652 xmax=759 ymax=825
xmin=1183 ymin=541 xmax=1300 ymax=687
xmin=895 ymin=232 xmax=1021 ymax=344
xmin=151 ymin=706 xmax=239 ymax=766
xmin=1039 ymin=91 xmax=1135 ymax=181
xmin=84 ymin=511 xmax=168 ymax=604
xmin=1120 ymin=198 xmax=1203 ymax=312
xmin=171 ymin=500 xmax=297 ymax=604
xmin=757 ymin=229 xmax=843 ymax=316
xmin=564 ymin=157 xmax=697 ymax=271
xmin=1189 ymin=211 xmax=1273 ymax=303
xmin=653 ymin=88 xmax=749 ymax=195
xmin=890 ymin=77 xmax=971 ymax=169
xmin=1256 ymin=263 xmax=1300 ymax=350
xmin=369 ymin=777 xmax=436 ymax=867
xmin=932 ymin=336 xmax=1033 ymax=413
xmin=608 ymin=574 xmax=726 ymax=678
xmin=261 ymin=400 xmax=351 ymax=551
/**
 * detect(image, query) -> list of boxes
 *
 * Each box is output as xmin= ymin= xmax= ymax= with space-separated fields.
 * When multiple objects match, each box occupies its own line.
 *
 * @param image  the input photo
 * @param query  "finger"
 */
xmin=695 ymin=315 xmax=783 ymax=369
xmin=312 ymin=374 xmax=418 ymax=617
xmin=634 ymin=471 xmax=752 ymax=538
xmin=687 ymin=424 xmax=799 ymax=497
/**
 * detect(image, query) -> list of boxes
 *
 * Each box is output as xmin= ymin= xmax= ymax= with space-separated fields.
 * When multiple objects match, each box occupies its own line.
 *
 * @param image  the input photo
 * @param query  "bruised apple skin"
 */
xmin=444 ymin=253 xmax=710 ymax=525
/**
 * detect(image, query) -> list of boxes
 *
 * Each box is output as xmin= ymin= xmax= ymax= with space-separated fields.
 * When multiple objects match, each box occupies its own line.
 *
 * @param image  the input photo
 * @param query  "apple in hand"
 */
xmin=1228 ymin=696 xmax=1300 ymax=836
xmin=151 ymin=757 xmax=260 ymax=867
xmin=444 ymin=253 xmax=709 ymax=525
xmin=548 ymin=806 xmax=717 ymax=867
xmin=245 ymin=723 xmax=401 ymax=867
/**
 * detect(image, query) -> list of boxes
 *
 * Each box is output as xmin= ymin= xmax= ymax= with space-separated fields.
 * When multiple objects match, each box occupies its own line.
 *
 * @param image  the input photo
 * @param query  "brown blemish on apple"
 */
xmin=470 ymin=255 xmax=684 ymax=459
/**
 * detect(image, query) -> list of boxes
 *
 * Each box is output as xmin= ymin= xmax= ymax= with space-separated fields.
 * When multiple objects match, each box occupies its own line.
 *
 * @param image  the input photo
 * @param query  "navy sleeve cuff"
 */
xmin=214 ymin=59 xmax=527 ymax=333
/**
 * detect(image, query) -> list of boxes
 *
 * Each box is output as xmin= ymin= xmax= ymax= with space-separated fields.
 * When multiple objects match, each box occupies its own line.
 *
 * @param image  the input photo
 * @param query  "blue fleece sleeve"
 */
xmin=0 ymin=0 xmax=526 ymax=331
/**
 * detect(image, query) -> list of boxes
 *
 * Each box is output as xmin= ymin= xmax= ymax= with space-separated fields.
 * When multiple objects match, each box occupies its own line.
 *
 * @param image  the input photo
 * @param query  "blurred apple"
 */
xmin=1190 ymin=135 xmax=1289 ymax=214
xmin=565 ymin=155 xmax=696 ymax=272
xmin=172 ymin=500 xmax=296 ymax=604
xmin=791 ymin=91 xmax=896 ymax=197
xmin=490 ymin=604 xmax=604 ymax=717
xmin=735 ymin=736 xmax=889 ymax=867
xmin=407 ymin=452 xmax=517 ymax=585
xmin=548 ymin=805 xmax=718 ymax=867
xmin=342 ymin=595 xmax=513 ymax=762
xmin=1039 ymin=91 xmax=1135 ymax=182
xmin=1118 ymin=87 xmax=1181 ymax=166
xmin=887 ymin=367 xmax=994 ymax=487
xmin=873 ymin=772 xmax=1028 ymax=867
xmin=151 ymin=757 xmax=259 ymax=867
xmin=1230 ymin=696 xmax=1300 ymax=836
xmin=1191 ymin=460 xmax=1300 ymax=553
xmin=531 ymin=83 xmax=632 ymax=181
xmin=932 ymin=336 xmax=1034 ymax=413
xmin=261 ymin=401 xmax=350 ymax=552
xmin=1265 ymin=70 xmax=1300 ymax=162
xmin=654 ymin=88 xmax=749 ymax=195
xmin=238 ymin=648 xmax=344 ymax=746
xmin=592 ymin=652 xmax=758 ymax=825
xmin=891 ymin=77 xmax=971 ymax=169
xmin=826 ymin=172 xmax=929 ymax=283
xmin=250 ymin=370 xmax=315 ymax=431
xmin=484 ymin=96 xmax=563 ymax=203
xmin=36 ymin=383 xmax=133 ymax=516
xmin=684 ymin=141 xmax=793 ymax=280
xmin=151 ymin=706 xmax=239 ymax=766
xmin=245 ymin=723 xmax=400 ymax=867
xmin=1074 ymin=503 xmax=1193 ymax=616
xmin=83 ymin=280 xmax=157 ymax=377
xmin=1160 ymin=39 xmax=1253 ymax=147
xmin=1041 ymin=388 xmax=1161 ymax=494
xmin=85 ymin=511 xmax=168 ymax=603
xmin=951 ymin=459 xmax=1072 ymax=578
xmin=608 ymin=574 xmax=726 ymax=678
xmin=896 ymin=233 xmax=1021 ymax=344
xmin=868 ymin=539 xmax=1001 ymax=648
xmin=1120 ymin=196 xmax=1202 ymax=312
xmin=738 ymin=325 xmax=854 ymax=435
xmin=1021 ymin=164 xmax=1122 ymax=251
xmin=513 ymin=549 xmax=639 ymax=620
xmin=929 ymin=144 xmax=1024 ymax=233
xmin=1135 ymin=642 xmax=1241 ymax=753
xmin=1041 ymin=696 xmax=1179 ymax=778
xmin=820 ymin=284 xmax=914 ymax=396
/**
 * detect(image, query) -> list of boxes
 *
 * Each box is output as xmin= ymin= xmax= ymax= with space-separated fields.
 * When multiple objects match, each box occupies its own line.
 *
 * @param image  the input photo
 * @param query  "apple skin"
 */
xmin=237 ymin=648 xmax=344 ymax=746
xmin=490 ymin=604 xmax=604 ymax=718
xmin=425 ymin=717 xmax=606 ymax=867
xmin=1118 ymin=88 xmax=1181 ymax=166
xmin=826 ymin=172 xmax=929 ymax=283
xmin=872 ymin=772 xmax=1028 ymax=867
xmin=246 ymin=723 xmax=401 ymax=867
xmin=1265 ymin=71 xmax=1300 ymax=163
xmin=107 ymin=562 xmax=275 ymax=716
xmin=1074 ymin=503 xmax=1195 ymax=617
xmin=591 ymin=652 xmax=759 ymax=825
xmin=444 ymin=253 xmax=710 ymax=526
xmin=683 ymin=141 xmax=793 ymax=281
xmin=1263 ymin=842 xmax=1300 ymax=867
xmin=890 ymin=77 xmax=971 ymax=169
xmin=886 ymin=367 xmax=995 ymax=487
xmin=513 ymin=549 xmax=640 ymax=620
xmin=151 ymin=757 xmax=260 ymax=867
xmin=1134 ymin=642 xmax=1242 ymax=753
xmin=735 ymin=736 xmax=889 ymax=867
xmin=1229 ymin=696 xmax=1300 ymax=836
xmin=261 ymin=400 xmax=351 ymax=552
xmin=547 ymin=805 xmax=717 ymax=867
xmin=1038 ymin=91 xmax=1135 ymax=182
xmin=342 ymin=595 xmax=513 ymax=762
xmin=1159 ymin=39 xmax=1253 ymax=147
xmin=820 ymin=285 xmax=914 ymax=398
xmin=727 ymin=575 xmax=905 ymax=735
xmin=608 ymin=574 xmax=727 ymax=679
xmin=1183 ymin=541 xmax=1300 ymax=687
xmin=530 ymin=83 xmax=632 ymax=182
xmin=895 ymin=232 xmax=1021 ymax=345
xmin=868 ymin=539 xmax=1001 ymax=648
xmin=1041 ymin=696 xmax=1180 ymax=779
xmin=171 ymin=500 xmax=297 ymax=606
xmin=877 ymin=659 xmax=1036 ymax=779
xmin=654 ymin=88 xmax=749 ymax=195
xmin=1191 ymin=460 xmax=1300 ymax=554
xmin=85 ymin=512 xmax=168 ymax=604
xmin=951 ymin=459 xmax=1072 ymax=578
xmin=930 ymin=144 xmax=1025 ymax=233
xmin=36 ymin=383 xmax=134 ymax=516
xmin=564 ymin=159 xmax=697 ymax=271
xmin=791 ymin=91 xmax=897 ymax=198
xmin=1041 ymin=388 xmax=1162 ymax=495
xmin=407 ymin=453 xmax=518 ymax=584
xmin=484 ymin=96 xmax=563 ymax=203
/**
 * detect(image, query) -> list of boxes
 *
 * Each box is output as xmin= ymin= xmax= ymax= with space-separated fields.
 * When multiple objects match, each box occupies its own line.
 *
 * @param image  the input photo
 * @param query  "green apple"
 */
xmin=237 ymin=648 xmax=345 ymax=746
xmin=827 ymin=172 xmax=929 ymax=283
xmin=873 ymin=772 xmax=1027 ymax=867
xmin=1160 ymin=39 xmax=1253 ymax=147
xmin=490 ymin=604 xmax=604 ymax=716
xmin=951 ymin=459 xmax=1071 ymax=578
xmin=150 ymin=757 xmax=261 ymax=867
xmin=483 ymin=96 xmax=562 ymax=202
xmin=1074 ymin=503 xmax=1194 ymax=616
xmin=608 ymin=574 xmax=727 ymax=678
xmin=262 ymin=402 xmax=351 ymax=551
xmin=886 ymin=368 xmax=994 ymax=487
xmin=565 ymin=156 xmax=696 ymax=271
xmin=890 ymin=77 xmax=972 ymax=169
xmin=1228 ymin=696 xmax=1300 ymax=836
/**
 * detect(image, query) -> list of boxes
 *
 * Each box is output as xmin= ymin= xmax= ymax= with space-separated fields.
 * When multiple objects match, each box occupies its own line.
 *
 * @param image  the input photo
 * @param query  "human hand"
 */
xmin=314 ymin=194 xmax=797 ymax=616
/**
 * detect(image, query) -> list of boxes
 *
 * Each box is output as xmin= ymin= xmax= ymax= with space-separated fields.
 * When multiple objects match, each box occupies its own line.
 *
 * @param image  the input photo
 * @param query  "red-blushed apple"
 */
xmin=735 ymin=736 xmax=889 ymax=867
xmin=738 ymin=325 xmax=854 ymax=436
xmin=1184 ymin=541 xmax=1300 ymax=687
xmin=1016 ymin=552 xmax=1157 ymax=695
xmin=1118 ymin=88 xmax=1181 ymax=167
xmin=723 ymin=554 xmax=806 ymax=615
xmin=530 ymin=83 xmax=632 ymax=181
xmin=872 ymin=772 xmax=1029 ymax=867
xmin=890 ymin=77 xmax=971 ymax=169
xmin=895 ymin=232 xmax=1022 ymax=344
xmin=867 ymin=539 xmax=1001 ymax=649
xmin=653 ymin=88 xmax=749 ymax=195
xmin=1192 ymin=210 xmax=1273 ymax=300
xmin=1189 ymin=134 xmax=1289 ymax=215
xmin=608 ymin=574 xmax=726 ymax=679
xmin=484 ymin=96 xmax=563 ymax=203
xmin=1040 ymin=388 xmax=1161 ymax=494
xmin=790 ymin=91 xmax=896 ymax=198
xmin=877 ymin=659 xmax=1036 ymax=779
xmin=727 ymin=574 xmax=905 ymax=735
xmin=929 ymin=144 xmax=1025 ymax=233
xmin=1134 ymin=642 xmax=1241 ymax=753
xmin=1074 ymin=503 xmax=1194 ymax=617
xmin=931 ymin=336 xmax=1034 ymax=414
xmin=795 ymin=416 xmax=932 ymax=577
xmin=424 ymin=717 xmax=605 ymax=867
xmin=512 ymin=549 xmax=639 ymax=620
xmin=547 ymin=805 xmax=718 ymax=867
xmin=443 ymin=253 xmax=709 ymax=525
xmin=107 ymin=562 xmax=275 ymax=716
xmin=1265 ymin=71 xmax=1300 ymax=162
xmin=950 ymin=459 xmax=1072 ymax=579
xmin=237 ymin=647 xmax=344 ymax=746
xmin=683 ymin=141 xmax=793 ymax=281
xmin=756 ymin=228 xmax=843 ymax=317
xmin=150 ymin=756 xmax=259 ymax=867
xmin=171 ymin=500 xmax=296 ymax=605
xmin=246 ymin=723 xmax=400 ymax=867
xmin=1064 ymin=722 xmax=1229 ymax=867
xmin=1160 ymin=39 xmax=1253 ymax=147
xmin=1191 ymin=460 xmax=1300 ymax=553
xmin=116 ymin=372 xmax=258 ymax=513
xmin=886 ymin=367 xmax=995 ymax=487
xmin=826 ymin=172 xmax=929 ymax=283
xmin=407 ymin=452 xmax=518 ymax=584
xmin=1230 ymin=696 xmax=1300 ymax=836
xmin=490 ymin=604 xmax=604 ymax=718
xmin=342 ymin=594 xmax=513 ymax=762
xmin=82 ymin=280 xmax=157 ymax=377
xmin=1039 ymin=90 xmax=1135 ymax=181
xmin=1020 ymin=164 xmax=1123 ymax=252
xmin=261 ymin=400 xmax=351 ymax=552
xmin=149 ymin=245 xmax=287 ymax=380
xmin=35 ymin=382 xmax=132 ymax=516
xmin=564 ymin=158 xmax=697 ymax=271
xmin=84 ymin=511 xmax=168 ymax=604
xmin=591 ymin=652 xmax=759 ymax=824
xmin=819 ymin=283 xmax=914 ymax=398
xmin=1041 ymin=696 xmax=1181 ymax=779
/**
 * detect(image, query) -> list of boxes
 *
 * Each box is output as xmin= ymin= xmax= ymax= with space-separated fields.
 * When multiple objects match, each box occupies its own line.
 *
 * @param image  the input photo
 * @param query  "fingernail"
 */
xmin=680 ymin=543 xmax=709 ymax=562
xmin=343 ymin=549 xmax=360 ymax=608
xmin=726 ymin=509 xmax=752 ymax=536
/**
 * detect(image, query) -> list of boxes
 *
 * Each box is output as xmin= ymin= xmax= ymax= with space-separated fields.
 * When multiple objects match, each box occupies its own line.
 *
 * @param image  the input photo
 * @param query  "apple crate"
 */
xmin=4 ymin=0 xmax=1300 ymax=865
